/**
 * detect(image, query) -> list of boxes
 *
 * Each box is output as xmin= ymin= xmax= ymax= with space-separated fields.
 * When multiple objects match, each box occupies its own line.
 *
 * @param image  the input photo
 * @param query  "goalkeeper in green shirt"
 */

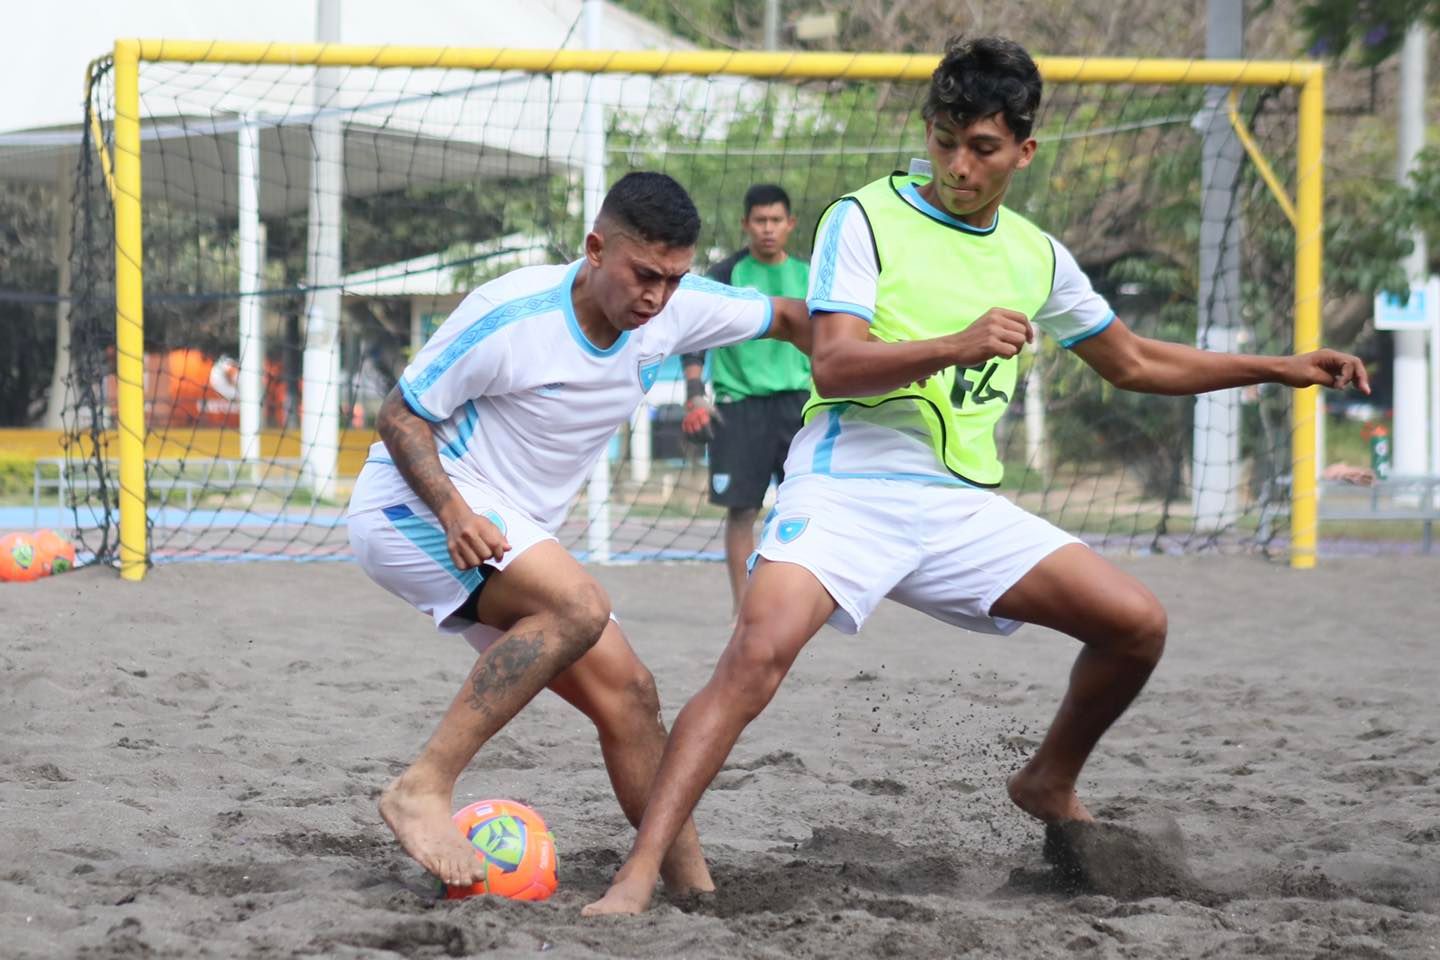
xmin=681 ymin=184 xmax=812 ymax=615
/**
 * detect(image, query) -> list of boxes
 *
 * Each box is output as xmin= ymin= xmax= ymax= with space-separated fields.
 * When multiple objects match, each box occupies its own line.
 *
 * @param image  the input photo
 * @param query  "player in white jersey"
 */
xmin=585 ymin=37 xmax=1368 ymax=916
xmin=347 ymin=172 xmax=811 ymax=891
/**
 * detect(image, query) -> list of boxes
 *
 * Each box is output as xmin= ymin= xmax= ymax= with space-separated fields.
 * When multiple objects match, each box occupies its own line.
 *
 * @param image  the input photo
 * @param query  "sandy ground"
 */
xmin=3 ymin=555 xmax=1438 ymax=959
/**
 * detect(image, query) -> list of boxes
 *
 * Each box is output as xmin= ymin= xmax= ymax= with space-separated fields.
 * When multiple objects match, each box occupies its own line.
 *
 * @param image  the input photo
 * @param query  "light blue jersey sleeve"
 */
xmin=396 ymin=291 xmax=513 ymax=422
xmin=1034 ymin=235 xmax=1116 ymax=349
xmin=807 ymin=199 xmax=878 ymax=323
xmin=667 ymin=273 xmax=774 ymax=356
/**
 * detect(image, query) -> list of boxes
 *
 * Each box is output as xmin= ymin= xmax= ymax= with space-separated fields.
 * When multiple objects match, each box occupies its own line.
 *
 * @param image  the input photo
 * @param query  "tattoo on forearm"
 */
xmin=380 ymin=392 xmax=461 ymax=516
xmin=465 ymin=630 xmax=546 ymax=713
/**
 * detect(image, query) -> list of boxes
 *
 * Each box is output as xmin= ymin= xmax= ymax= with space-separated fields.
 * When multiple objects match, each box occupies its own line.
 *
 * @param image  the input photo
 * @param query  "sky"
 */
xmin=1 ymin=0 xmax=679 ymax=134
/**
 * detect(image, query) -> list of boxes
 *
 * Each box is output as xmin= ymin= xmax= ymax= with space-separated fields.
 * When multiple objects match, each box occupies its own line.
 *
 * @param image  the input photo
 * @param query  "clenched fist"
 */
xmin=946 ymin=307 xmax=1035 ymax=368
xmin=439 ymin=504 xmax=511 ymax=570
xmin=682 ymin=396 xmax=719 ymax=445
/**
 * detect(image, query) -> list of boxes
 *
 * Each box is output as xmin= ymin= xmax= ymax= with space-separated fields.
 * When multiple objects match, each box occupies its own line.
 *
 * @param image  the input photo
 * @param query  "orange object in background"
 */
xmin=263 ymin=357 xmax=290 ymax=427
xmin=100 ymin=348 xmax=300 ymax=431
xmin=107 ymin=350 xmax=291 ymax=429
xmin=152 ymin=348 xmax=238 ymax=428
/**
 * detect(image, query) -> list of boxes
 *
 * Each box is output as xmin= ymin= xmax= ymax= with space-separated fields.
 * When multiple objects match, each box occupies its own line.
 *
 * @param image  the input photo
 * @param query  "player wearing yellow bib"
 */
xmin=585 ymin=35 xmax=1369 ymax=916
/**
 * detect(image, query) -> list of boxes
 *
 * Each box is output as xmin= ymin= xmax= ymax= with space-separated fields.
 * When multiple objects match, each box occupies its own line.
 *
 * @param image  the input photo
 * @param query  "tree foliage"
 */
xmin=6 ymin=0 xmax=1433 ymax=434
xmin=1286 ymin=0 xmax=1440 ymax=63
xmin=0 ymin=183 xmax=58 ymax=426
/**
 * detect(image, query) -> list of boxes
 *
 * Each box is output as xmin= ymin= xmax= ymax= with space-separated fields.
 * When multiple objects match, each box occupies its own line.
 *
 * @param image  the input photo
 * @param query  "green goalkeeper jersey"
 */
xmin=704 ymin=252 xmax=811 ymax=401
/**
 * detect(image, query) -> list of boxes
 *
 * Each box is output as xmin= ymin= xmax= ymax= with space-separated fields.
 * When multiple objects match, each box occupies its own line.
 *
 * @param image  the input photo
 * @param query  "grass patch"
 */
xmin=0 ymin=457 xmax=56 ymax=505
xmin=1326 ymin=416 xmax=1373 ymax=468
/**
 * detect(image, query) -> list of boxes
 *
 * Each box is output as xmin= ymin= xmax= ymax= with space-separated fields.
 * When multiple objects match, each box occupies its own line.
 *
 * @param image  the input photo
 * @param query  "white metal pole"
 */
xmin=764 ymin=0 xmax=780 ymax=50
xmin=237 ymin=114 xmax=264 ymax=466
xmin=1396 ymin=24 xmax=1429 ymax=477
xmin=43 ymin=155 xmax=74 ymax=430
xmin=630 ymin=400 xmax=653 ymax=484
xmin=1431 ymin=277 xmax=1440 ymax=476
xmin=1192 ymin=0 xmax=1244 ymax=530
xmin=1431 ymin=311 xmax=1440 ymax=477
xmin=1024 ymin=355 xmax=1048 ymax=479
xmin=582 ymin=0 xmax=612 ymax=562
xmin=302 ymin=0 xmax=343 ymax=500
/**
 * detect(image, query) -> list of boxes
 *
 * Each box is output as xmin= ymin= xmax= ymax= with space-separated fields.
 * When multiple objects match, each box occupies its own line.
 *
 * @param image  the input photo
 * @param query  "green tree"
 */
xmin=1288 ymin=0 xmax=1440 ymax=62
xmin=0 ymin=183 xmax=58 ymax=426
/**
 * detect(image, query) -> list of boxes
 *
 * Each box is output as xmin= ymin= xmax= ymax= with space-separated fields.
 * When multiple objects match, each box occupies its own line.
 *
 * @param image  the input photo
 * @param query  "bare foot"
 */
xmin=659 ymin=853 xmax=714 ymax=895
xmin=581 ymin=865 xmax=657 ymax=917
xmin=378 ymin=771 xmax=485 ymax=888
xmin=1007 ymin=765 xmax=1095 ymax=824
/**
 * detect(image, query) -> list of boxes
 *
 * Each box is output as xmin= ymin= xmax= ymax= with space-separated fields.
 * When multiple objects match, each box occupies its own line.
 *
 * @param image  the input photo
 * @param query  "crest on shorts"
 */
xmin=712 ymin=473 xmax=730 ymax=494
xmin=776 ymin=517 xmax=809 ymax=543
xmin=638 ymin=354 xmax=664 ymax=392
xmin=481 ymin=509 xmax=507 ymax=536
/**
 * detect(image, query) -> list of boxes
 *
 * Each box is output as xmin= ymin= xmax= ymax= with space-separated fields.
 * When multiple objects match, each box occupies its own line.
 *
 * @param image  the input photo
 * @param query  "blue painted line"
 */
xmin=0 ymin=506 xmax=349 ymax=531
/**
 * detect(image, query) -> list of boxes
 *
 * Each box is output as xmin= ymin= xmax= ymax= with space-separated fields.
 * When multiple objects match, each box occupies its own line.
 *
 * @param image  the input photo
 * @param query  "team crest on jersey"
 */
xmin=637 ymin=354 xmax=664 ymax=392
xmin=776 ymin=517 xmax=809 ymax=544
xmin=712 ymin=474 xmax=730 ymax=494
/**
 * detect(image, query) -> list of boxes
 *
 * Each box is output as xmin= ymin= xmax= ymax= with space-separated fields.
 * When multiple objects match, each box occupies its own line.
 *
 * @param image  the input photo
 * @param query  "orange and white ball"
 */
xmin=32 ymin=529 xmax=77 ymax=575
xmin=445 ymin=799 xmax=558 ymax=901
xmin=0 ymin=532 xmax=44 ymax=582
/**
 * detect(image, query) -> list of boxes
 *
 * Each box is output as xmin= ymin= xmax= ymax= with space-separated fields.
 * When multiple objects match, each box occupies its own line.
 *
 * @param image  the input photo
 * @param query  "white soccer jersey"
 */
xmin=348 ymin=260 xmax=771 ymax=529
xmin=787 ymin=191 xmax=1117 ymax=485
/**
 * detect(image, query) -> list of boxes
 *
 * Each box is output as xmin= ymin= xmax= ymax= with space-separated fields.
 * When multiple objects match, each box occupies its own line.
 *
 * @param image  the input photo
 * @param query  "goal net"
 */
xmin=63 ymin=44 xmax=1321 ymax=576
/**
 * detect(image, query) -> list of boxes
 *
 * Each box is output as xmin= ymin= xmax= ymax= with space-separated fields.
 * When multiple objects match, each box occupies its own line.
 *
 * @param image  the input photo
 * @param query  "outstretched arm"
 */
xmin=764 ymin=297 xmax=815 ymax=356
xmin=810 ymin=307 xmax=1035 ymax=398
xmin=1071 ymin=317 xmax=1370 ymax=396
xmin=377 ymin=387 xmax=509 ymax=568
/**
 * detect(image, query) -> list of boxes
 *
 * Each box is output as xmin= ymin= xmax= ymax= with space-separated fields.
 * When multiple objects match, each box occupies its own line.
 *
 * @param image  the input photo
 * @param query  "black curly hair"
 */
xmin=923 ymin=35 xmax=1043 ymax=140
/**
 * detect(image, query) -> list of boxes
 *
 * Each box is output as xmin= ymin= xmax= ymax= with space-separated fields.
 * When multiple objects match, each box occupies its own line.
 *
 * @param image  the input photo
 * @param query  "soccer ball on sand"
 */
xmin=445 ymin=799 xmax=558 ymax=901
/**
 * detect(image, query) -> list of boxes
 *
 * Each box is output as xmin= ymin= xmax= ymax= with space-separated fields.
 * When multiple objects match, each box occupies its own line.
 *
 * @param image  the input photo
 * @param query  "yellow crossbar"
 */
xmin=129 ymin=40 xmax=1320 ymax=87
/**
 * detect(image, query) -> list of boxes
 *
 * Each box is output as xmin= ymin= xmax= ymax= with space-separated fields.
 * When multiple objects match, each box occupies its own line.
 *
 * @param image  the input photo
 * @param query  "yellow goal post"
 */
xmin=96 ymin=40 xmax=1323 ymax=579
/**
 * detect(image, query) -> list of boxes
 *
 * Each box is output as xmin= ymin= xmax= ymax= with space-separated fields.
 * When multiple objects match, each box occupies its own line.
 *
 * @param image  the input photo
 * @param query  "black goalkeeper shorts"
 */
xmin=707 ymin=390 xmax=808 ymax=510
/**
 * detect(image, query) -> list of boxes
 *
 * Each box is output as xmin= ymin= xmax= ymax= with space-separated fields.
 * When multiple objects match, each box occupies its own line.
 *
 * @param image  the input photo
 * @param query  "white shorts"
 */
xmin=756 ymin=474 xmax=1079 ymax=636
xmin=347 ymin=462 xmax=558 ymax=653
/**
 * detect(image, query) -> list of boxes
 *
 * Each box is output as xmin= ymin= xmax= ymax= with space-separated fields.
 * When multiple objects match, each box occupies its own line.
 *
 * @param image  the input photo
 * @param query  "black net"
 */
xmin=66 ymin=55 xmax=1301 ymax=566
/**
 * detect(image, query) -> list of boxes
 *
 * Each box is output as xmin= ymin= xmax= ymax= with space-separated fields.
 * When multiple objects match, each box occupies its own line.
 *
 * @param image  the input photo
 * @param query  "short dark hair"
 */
xmin=597 ymin=172 xmax=701 ymax=248
xmin=923 ymin=35 xmax=1042 ymax=140
xmin=743 ymin=183 xmax=791 ymax=217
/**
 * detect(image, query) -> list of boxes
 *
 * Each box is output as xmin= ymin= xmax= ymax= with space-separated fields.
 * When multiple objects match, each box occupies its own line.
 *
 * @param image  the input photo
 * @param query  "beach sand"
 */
xmin=3 ymin=555 xmax=1438 ymax=958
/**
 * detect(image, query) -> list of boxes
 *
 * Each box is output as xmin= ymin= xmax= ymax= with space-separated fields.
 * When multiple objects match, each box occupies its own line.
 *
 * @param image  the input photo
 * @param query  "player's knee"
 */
xmin=721 ymin=628 xmax=790 ymax=719
xmin=553 ymin=582 xmax=611 ymax=658
xmin=588 ymin=661 xmax=661 ymax=739
xmin=1117 ymin=593 xmax=1167 ymax=667
xmin=620 ymin=662 xmax=661 ymax=719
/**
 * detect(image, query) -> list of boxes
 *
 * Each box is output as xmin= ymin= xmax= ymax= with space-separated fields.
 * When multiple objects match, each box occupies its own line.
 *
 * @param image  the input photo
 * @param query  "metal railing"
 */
xmin=32 ymin=457 xmax=307 ymax=528
xmin=1318 ymin=474 xmax=1438 ymax=554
